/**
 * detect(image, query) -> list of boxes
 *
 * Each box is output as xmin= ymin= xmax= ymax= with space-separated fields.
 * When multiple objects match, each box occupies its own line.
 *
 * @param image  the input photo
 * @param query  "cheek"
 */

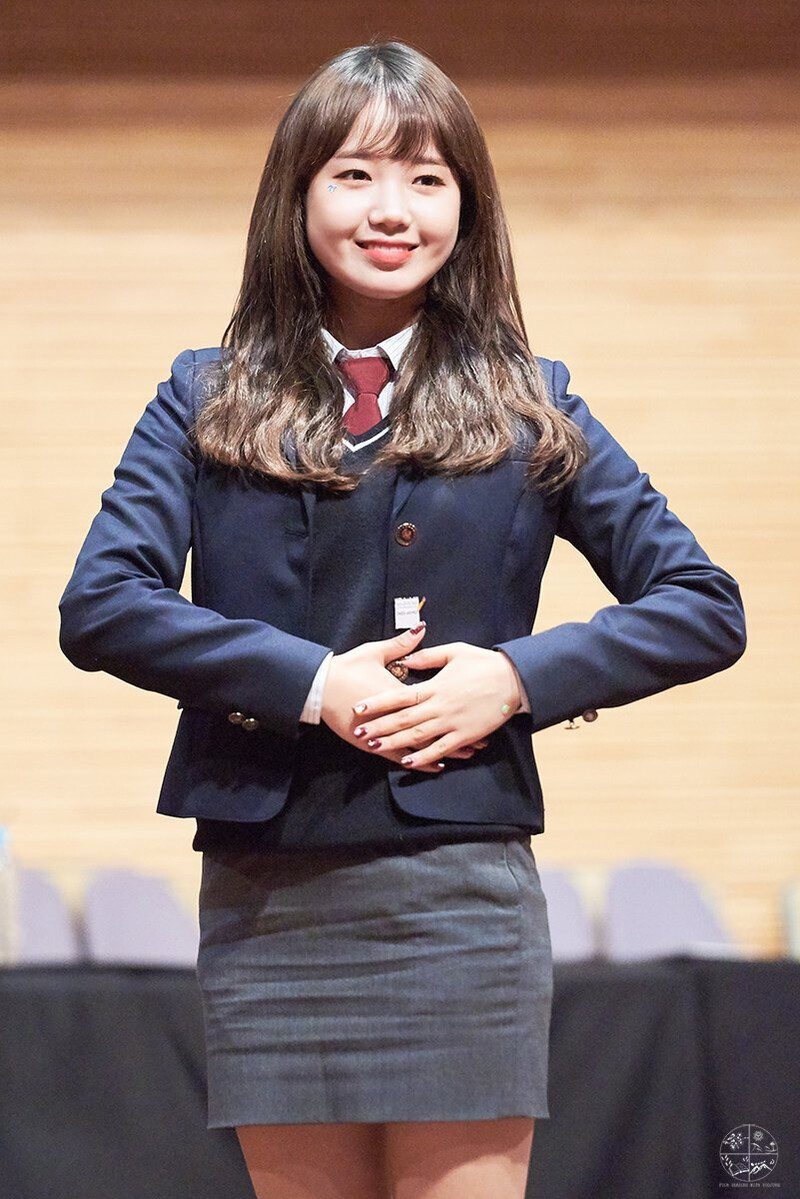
xmin=306 ymin=190 xmax=358 ymax=262
xmin=429 ymin=196 xmax=462 ymax=258
xmin=304 ymin=189 xmax=330 ymax=255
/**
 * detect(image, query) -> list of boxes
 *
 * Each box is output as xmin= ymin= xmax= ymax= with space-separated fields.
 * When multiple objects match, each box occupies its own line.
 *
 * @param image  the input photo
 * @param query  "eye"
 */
xmin=334 ymin=168 xmax=446 ymax=186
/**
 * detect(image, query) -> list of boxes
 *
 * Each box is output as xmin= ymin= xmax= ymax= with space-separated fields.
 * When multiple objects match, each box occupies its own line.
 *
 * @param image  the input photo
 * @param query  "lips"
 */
xmin=357 ymin=241 xmax=417 ymax=266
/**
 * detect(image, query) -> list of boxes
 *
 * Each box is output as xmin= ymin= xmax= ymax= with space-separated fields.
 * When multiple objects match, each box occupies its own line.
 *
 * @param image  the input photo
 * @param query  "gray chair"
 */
xmin=603 ymin=859 xmax=739 ymax=961
xmin=782 ymin=882 xmax=800 ymax=959
xmin=538 ymin=867 xmax=597 ymax=961
xmin=83 ymin=868 xmax=199 ymax=966
xmin=14 ymin=866 xmax=83 ymax=964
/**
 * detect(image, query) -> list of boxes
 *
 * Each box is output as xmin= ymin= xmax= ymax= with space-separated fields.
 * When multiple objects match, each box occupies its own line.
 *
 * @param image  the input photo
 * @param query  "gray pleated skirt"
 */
xmin=195 ymin=836 xmax=553 ymax=1127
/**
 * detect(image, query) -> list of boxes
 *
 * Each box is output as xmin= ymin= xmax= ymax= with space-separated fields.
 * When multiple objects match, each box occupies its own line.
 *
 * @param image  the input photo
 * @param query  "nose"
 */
xmin=368 ymin=179 xmax=411 ymax=231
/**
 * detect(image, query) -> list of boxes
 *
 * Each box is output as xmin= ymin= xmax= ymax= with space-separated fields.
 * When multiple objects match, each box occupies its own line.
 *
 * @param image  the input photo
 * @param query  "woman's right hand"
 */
xmin=320 ymin=625 xmax=489 ymax=773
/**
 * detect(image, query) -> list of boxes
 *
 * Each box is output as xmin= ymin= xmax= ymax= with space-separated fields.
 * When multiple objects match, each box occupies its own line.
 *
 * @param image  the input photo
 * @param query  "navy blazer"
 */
xmin=58 ymin=349 xmax=746 ymax=832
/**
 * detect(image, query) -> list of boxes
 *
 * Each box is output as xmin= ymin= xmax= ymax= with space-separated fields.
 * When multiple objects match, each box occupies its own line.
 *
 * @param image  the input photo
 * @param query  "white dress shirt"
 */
xmin=298 ymin=323 xmax=531 ymax=723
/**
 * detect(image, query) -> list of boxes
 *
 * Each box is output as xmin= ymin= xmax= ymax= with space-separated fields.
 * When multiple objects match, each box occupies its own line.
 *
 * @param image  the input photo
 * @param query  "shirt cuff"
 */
xmin=493 ymin=648 xmax=531 ymax=713
xmin=299 ymin=651 xmax=334 ymax=724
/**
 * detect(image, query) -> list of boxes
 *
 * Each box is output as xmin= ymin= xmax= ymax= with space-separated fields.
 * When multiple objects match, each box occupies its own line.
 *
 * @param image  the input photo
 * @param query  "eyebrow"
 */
xmin=332 ymin=149 xmax=448 ymax=168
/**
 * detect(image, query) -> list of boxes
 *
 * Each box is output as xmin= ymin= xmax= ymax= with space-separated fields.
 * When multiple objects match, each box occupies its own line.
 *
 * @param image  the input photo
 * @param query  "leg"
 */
xmin=237 ymin=1121 xmax=388 ymax=1199
xmin=383 ymin=1116 xmax=535 ymax=1199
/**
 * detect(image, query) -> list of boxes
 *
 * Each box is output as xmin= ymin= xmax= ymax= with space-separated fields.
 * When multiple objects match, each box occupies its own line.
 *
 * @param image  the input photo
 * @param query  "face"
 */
xmin=304 ymin=108 xmax=461 ymax=307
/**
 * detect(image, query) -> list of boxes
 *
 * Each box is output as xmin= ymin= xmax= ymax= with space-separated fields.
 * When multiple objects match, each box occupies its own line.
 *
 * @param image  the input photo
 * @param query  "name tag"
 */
xmin=394 ymin=595 xmax=422 ymax=629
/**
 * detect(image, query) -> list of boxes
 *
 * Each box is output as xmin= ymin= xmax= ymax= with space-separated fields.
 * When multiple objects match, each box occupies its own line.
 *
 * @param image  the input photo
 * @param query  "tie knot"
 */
xmin=336 ymin=352 xmax=392 ymax=400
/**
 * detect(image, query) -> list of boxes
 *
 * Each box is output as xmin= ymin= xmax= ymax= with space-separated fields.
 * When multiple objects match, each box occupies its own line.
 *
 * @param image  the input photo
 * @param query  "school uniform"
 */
xmin=58 ymin=328 xmax=746 ymax=1126
xmin=192 ymin=323 xmax=531 ymax=856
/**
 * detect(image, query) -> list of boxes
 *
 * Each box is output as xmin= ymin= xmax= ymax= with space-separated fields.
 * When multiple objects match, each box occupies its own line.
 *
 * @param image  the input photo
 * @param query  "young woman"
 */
xmin=59 ymin=40 xmax=746 ymax=1199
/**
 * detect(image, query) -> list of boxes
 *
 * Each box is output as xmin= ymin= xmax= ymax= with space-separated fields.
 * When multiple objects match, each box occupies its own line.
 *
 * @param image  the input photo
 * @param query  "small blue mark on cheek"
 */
xmin=327 ymin=184 xmax=337 ymax=192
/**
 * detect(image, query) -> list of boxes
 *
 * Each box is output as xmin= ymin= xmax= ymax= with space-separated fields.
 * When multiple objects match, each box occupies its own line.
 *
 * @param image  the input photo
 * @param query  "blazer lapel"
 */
xmin=391 ymin=474 xmax=421 ymax=520
xmin=282 ymin=429 xmax=315 ymax=531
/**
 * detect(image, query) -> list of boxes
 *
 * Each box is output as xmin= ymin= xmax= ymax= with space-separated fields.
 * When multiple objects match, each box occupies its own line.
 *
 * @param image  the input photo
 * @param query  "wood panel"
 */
xmin=1 ymin=74 xmax=797 ymax=955
xmin=3 ymin=0 xmax=800 ymax=76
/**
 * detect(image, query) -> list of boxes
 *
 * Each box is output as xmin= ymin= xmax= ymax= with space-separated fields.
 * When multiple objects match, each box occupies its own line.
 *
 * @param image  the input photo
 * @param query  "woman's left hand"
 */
xmin=349 ymin=642 xmax=524 ymax=771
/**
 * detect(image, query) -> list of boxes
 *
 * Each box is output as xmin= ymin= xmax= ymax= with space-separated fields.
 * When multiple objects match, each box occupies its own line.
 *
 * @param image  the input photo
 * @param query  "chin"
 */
xmin=347 ymin=276 xmax=426 ymax=301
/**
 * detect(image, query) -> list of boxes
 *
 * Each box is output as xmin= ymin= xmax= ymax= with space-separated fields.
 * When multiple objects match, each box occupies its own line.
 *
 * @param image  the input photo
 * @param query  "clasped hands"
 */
xmin=320 ymin=622 xmax=524 ymax=774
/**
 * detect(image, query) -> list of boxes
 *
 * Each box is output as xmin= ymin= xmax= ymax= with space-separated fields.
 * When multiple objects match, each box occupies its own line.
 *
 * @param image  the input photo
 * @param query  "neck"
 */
xmin=325 ymin=282 xmax=423 ymax=350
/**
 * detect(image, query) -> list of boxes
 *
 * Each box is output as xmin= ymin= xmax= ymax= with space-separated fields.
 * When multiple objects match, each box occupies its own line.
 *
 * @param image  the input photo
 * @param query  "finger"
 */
xmin=411 ymin=736 xmax=479 ymax=760
xmin=435 ymin=736 xmax=487 ymax=758
xmin=361 ymin=714 xmax=440 ymax=755
xmin=380 ymin=748 xmax=444 ymax=774
xmin=353 ymin=683 xmax=432 ymax=719
xmin=394 ymin=727 xmax=477 ymax=760
xmin=354 ymin=697 xmax=487 ymax=748
xmin=397 ymin=731 xmax=465 ymax=771
xmin=393 ymin=646 xmax=450 ymax=671
xmin=381 ymin=622 xmax=426 ymax=665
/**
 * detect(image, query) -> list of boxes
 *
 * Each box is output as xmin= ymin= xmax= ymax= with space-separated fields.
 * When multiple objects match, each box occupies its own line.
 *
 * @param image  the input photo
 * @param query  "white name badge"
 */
xmin=394 ymin=595 xmax=422 ymax=629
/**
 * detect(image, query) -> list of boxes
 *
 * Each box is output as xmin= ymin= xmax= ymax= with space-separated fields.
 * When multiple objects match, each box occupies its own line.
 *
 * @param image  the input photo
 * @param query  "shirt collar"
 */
xmin=320 ymin=321 xmax=416 ymax=372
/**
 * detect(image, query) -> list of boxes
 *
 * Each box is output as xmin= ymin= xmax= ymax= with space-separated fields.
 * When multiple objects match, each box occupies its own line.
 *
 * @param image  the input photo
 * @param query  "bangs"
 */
xmin=301 ymin=79 xmax=462 ymax=182
xmin=348 ymin=94 xmax=450 ymax=166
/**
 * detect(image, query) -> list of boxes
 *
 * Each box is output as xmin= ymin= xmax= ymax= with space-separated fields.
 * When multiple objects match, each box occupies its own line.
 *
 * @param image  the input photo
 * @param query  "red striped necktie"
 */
xmin=336 ymin=353 xmax=393 ymax=435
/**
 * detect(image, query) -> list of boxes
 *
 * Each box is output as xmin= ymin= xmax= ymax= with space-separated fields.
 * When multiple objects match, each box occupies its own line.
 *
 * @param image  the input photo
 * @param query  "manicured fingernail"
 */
xmin=367 ymin=738 xmax=382 ymax=749
xmin=353 ymin=702 xmax=367 ymax=713
xmin=407 ymin=621 xmax=426 ymax=635
xmin=437 ymin=761 xmax=446 ymax=769
xmin=354 ymin=726 xmax=366 ymax=737
xmin=401 ymin=754 xmax=414 ymax=766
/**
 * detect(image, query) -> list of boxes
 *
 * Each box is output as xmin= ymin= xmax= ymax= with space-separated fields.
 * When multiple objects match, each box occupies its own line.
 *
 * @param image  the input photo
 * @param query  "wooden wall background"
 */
xmin=4 ymin=0 xmax=800 ymax=77
xmin=1 ymin=3 xmax=798 ymax=957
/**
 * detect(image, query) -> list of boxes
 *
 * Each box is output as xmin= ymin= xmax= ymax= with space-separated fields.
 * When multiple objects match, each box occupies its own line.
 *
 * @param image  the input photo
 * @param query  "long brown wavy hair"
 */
xmin=192 ymin=40 xmax=588 ymax=494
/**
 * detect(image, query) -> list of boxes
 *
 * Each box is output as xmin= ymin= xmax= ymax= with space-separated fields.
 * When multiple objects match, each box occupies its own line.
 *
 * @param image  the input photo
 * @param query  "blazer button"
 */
xmin=242 ymin=717 xmax=260 ymax=732
xmin=582 ymin=709 xmax=598 ymax=722
xmin=228 ymin=711 xmax=245 ymax=724
xmin=394 ymin=522 xmax=416 ymax=546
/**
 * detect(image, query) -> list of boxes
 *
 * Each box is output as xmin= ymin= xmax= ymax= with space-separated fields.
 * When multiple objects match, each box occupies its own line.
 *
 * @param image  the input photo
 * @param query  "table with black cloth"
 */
xmin=0 ymin=958 xmax=796 ymax=1199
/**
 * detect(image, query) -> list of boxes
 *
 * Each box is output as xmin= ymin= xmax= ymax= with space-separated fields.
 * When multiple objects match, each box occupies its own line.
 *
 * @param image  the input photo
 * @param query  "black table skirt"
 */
xmin=0 ymin=958 xmax=797 ymax=1199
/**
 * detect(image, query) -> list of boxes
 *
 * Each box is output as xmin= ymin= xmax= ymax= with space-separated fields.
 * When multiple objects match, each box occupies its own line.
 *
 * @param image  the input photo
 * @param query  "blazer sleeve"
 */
xmin=493 ymin=358 xmax=747 ymax=734
xmin=58 ymin=349 xmax=333 ymax=741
